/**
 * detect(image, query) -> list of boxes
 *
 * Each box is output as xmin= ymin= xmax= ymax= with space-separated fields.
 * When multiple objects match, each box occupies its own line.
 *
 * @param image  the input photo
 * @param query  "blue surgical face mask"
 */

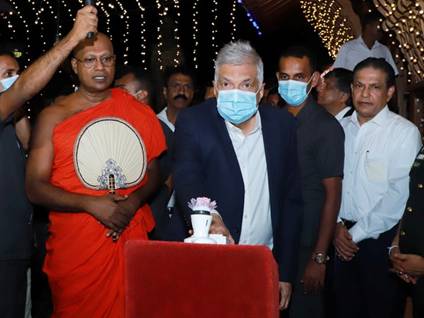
xmin=0 ymin=74 xmax=19 ymax=93
xmin=278 ymin=77 xmax=312 ymax=107
xmin=217 ymin=89 xmax=258 ymax=125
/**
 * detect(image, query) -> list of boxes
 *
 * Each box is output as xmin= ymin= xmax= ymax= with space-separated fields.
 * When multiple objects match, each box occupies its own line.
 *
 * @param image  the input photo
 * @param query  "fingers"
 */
xmin=72 ymin=5 xmax=98 ymax=42
xmin=279 ymin=283 xmax=291 ymax=310
xmin=110 ymin=194 xmax=128 ymax=202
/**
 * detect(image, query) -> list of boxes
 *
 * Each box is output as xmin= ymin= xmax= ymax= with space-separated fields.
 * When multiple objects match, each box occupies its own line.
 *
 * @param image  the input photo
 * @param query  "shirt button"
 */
xmin=418 ymin=184 xmax=423 ymax=189
xmin=407 ymin=207 xmax=413 ymax=213
xmin=401 ymin=231 xmax=406 ymax=236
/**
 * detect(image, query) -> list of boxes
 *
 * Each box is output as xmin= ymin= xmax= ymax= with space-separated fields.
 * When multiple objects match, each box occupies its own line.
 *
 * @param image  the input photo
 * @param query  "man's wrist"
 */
xmin=311 ymin=252 xmax=330 ymax=264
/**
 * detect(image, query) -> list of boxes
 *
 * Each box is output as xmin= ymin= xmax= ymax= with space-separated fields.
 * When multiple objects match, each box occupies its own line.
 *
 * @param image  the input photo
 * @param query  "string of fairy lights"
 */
xmin=210 ymin=0 xmax=219 ymax=59
xmin=374 ymin=0 xmax=424 ymax=84
xmin=300 ymin=0 xmax=354 ymax=59
xmin=134 ymin=0 xmax=147 ymax=70
xmin=1 ymin=0 xmax=262 ymax=72
xmin=192 ymin=0 xmax=200 ymax=69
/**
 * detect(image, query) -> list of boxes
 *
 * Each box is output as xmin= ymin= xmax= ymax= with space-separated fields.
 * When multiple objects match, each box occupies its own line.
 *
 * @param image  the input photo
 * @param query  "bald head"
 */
xmin=72 ymin=32 xmax=113 ymax=59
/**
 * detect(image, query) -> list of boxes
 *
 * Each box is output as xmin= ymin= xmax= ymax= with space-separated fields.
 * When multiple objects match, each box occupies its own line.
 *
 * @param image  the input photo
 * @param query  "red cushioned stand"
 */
xmin=124 ymin=240 xmax=279 ymax=318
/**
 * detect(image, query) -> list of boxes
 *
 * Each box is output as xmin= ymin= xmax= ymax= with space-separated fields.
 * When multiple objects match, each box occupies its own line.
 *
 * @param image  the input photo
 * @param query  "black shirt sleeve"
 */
xmin=316 ymin=118 xmax=345 ymax=180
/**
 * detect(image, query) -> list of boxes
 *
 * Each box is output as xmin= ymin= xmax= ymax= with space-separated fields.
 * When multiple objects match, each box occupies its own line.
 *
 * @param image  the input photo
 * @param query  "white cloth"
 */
xmin=225 ymin=113 xmax=273 ymax=249
xmin=339 ymin=106 xmax=422 ymax=243
xmin=157 ymin=107 xmax=175 ymax=132
xmin=333 ymin=36 xmax=399 ymax=75
xmin=157 ymin=107 xmax=175 ymax=209
xmin=335 ymin=106 xmax=352 ymax=122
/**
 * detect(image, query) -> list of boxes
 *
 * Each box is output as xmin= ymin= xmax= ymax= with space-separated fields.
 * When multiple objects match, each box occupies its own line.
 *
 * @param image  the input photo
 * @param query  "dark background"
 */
xmin=0 ymin=0 xmax=332 ymax=114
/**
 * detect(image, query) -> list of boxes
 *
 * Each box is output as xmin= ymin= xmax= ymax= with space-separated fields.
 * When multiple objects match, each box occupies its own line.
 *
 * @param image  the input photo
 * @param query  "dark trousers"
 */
xmin=0 ymin=259 xmax=29 ymax=318
xmin=333 ymin=226 xmax=404 ymax=318
xmin=288 ymin=248 xmax=324 ymax=318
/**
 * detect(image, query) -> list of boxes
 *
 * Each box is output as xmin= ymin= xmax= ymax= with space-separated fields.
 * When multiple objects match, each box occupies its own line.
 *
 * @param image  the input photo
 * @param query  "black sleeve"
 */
xmin=316 ymin=119 xmax=345 ymax=179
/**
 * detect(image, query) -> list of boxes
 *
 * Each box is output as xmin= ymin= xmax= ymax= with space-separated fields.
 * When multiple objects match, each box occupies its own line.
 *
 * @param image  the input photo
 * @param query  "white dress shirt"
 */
xmin=333 ymin=36 xmax=399 ymax=75
xmin=335 ymin=106 xmax=352 ymax=122
xmin=339 ymin=106 xmax=422 ymax=243
xmin=157 ymin=107 xmax=176 ymax=209
xmin=225 ymin=113 xmax=273 ymax=249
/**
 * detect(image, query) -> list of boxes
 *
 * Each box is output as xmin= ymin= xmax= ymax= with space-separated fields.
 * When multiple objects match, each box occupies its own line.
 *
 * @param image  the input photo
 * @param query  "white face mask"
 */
xmin=0 ymin=74 xmax=19 ymax=93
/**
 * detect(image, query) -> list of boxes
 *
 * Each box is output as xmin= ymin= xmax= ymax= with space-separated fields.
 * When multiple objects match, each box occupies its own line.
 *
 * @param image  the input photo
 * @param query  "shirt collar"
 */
xmin=350 ymin=105 xmax=389 ymax=127
xmin=225 ymin=111 xmax=261 ymax=136
xmin=157 ymin=107 xmax=175 ymax=132
xmin=358 ymin=36 xmax=382 ymax=50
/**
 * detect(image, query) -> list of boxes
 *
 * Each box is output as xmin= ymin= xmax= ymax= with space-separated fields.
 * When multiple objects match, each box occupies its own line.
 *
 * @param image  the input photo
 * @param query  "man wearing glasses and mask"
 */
xmin=174 ymin=41 xmax=302 ymax=311
xmin=26 ymin=33 xmax=166 ymax=317
xmin=277 ymin=46 xmax=345 ymax=318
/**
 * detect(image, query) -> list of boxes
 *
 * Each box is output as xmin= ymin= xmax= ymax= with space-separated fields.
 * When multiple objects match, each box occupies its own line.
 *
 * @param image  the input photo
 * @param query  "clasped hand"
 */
xmin=86 ymin=193 xmax=138 ymax=241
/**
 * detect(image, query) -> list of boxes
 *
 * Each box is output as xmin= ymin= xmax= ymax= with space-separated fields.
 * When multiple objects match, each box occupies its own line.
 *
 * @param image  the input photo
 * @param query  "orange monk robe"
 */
xmin=44 ymin=88 xmax=166 ymax=318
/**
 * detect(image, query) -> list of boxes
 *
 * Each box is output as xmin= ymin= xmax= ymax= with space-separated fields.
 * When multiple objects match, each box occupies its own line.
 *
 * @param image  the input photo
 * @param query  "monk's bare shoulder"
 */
xmin=36 ymin=93 xmax=79 ymax=129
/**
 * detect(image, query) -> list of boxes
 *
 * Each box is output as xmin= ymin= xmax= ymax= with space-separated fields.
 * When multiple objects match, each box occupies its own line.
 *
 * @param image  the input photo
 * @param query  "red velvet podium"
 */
xmin=124 ymin=240 xmax=279 ymax=318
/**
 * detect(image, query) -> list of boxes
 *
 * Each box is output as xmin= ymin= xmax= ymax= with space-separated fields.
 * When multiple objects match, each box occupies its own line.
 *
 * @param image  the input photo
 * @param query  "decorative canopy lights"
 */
xmin=373 ymin=0 xmax=424 ymax=84
xmin=300 ymin=0 xmax=354 ymax=59
xmin=237 ymin=0 xmax=262 ymax=36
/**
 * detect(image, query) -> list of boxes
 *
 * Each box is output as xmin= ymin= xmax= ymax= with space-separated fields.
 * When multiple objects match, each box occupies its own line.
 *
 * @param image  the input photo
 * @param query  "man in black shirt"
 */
xmin=0 ymin=6 xmax=97 ymax=317
xmin=277 ymin=46 xmax=345 ymax=318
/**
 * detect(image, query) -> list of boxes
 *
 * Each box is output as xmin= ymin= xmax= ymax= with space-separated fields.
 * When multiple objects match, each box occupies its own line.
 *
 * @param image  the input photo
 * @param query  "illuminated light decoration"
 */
xmin=155 ymin=0 xmax=167 ymax=70
xmin=112 ymin=0 xmax=131 ymax=65
xmin=300 ymin=0 xmax=354 ymax=59
xmin=172 ymin=0 xmax=182 ymax=67
xmin=374 ymin=0 xmax=424 ymax=83
xmin=192 ymin=0 xmax=200 ymax=69
xmin=229 ymin=0 xmax=238 ymax=41
xmin=8 ymin=0 xmax=31 ymax=67
xmin=211 ymin=0 xmax=219 ymax=58
xmin=134 ymin=0 xmax=148 ymax=70
xmin=237 ymin=0 xmax=262 ymax=36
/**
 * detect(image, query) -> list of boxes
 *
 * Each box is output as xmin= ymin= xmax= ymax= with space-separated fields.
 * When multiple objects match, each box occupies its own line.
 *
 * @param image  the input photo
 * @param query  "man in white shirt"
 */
xmin=333 ymin=57 xmax=422 ymax=318
xmin=317 ymin=68 xmax=354 ymax=122
xmin=333 ymin=12 xmax=398 ymax=75
xmin=153 ymin=66 xmax=195 ymax=241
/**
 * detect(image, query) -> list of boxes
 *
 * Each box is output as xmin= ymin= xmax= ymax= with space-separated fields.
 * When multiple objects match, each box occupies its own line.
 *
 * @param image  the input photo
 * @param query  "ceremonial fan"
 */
xmin=74 ymin=118 xmax=147 ymax=193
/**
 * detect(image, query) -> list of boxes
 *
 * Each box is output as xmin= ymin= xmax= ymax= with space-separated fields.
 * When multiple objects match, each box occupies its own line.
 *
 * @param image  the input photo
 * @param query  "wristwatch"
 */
xmin=312 ymin=252 xmax=330 ymax=264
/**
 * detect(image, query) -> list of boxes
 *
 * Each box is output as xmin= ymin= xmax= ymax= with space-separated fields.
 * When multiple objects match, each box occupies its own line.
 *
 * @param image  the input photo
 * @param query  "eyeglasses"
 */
xmin=74 ymin=55 xmax=116 ymax=68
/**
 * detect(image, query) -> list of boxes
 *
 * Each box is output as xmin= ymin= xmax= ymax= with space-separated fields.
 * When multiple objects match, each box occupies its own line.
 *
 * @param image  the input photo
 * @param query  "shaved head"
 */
xmin=72 ymin=32 xmax=113 ymax=59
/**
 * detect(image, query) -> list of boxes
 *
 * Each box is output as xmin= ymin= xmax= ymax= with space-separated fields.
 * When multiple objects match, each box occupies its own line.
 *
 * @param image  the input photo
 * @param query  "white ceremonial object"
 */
xmin=74 ymin=117 xmax=147 ymax=190
xmin=184 ymin=234 xmax=227 ymax=245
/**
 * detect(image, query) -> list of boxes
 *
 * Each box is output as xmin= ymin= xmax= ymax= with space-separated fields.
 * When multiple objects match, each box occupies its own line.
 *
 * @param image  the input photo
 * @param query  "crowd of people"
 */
xmin=1 ymin=4 xmax=423 ymax=318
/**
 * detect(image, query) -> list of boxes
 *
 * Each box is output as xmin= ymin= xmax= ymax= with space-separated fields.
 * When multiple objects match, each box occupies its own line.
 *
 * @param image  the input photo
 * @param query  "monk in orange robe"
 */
xmin=26 ymin=33 xmax=166 ymax=317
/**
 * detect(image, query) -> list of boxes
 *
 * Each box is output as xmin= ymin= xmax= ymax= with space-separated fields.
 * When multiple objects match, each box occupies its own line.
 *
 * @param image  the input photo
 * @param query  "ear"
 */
xmin=310 ymin=71 xmax=321 ymax=88
xmin=213 ymin=81 xmax=218 ymax=97
xmin=340 ymin=92 xmax=350 ymax=105
xmin=136 ymin=90 xmax=148 ymax=102
xmin=71 ymin=58 xmax=78 ymax=75
xmin=386 ymin=85 xmax=395 ymax=103
xmin=258 ymin=82 xmax=265 ymax=101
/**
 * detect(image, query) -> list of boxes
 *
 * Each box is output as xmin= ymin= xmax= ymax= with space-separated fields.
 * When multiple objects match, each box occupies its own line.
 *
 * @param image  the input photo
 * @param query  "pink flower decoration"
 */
xmin=188 ymin=197 xmax=217 ymax=212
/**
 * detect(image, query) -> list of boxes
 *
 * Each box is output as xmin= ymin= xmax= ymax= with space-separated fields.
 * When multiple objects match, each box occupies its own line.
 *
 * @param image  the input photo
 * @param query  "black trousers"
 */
xmin=0 ymin=259 xmax=29 ymax=318
xmin=333 ymin=226 xmax=404 ymax=318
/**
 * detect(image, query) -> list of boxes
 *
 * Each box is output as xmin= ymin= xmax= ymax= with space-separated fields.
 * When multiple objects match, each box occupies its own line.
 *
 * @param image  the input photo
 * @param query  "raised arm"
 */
xmin=0 ymin=5 xmax=97 ymax=121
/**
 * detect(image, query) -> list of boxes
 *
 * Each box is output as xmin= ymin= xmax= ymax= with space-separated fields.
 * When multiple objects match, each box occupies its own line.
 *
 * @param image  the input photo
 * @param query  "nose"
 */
xmin=93 ymin=58 xmax=106 ymax=70
xmin=361 ymin=86 xmax=370 ymax=98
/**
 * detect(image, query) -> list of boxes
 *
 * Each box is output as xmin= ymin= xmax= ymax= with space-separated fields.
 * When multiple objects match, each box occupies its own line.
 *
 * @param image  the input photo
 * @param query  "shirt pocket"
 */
xmin=365 ymin=156 xmax=387 ymax=183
